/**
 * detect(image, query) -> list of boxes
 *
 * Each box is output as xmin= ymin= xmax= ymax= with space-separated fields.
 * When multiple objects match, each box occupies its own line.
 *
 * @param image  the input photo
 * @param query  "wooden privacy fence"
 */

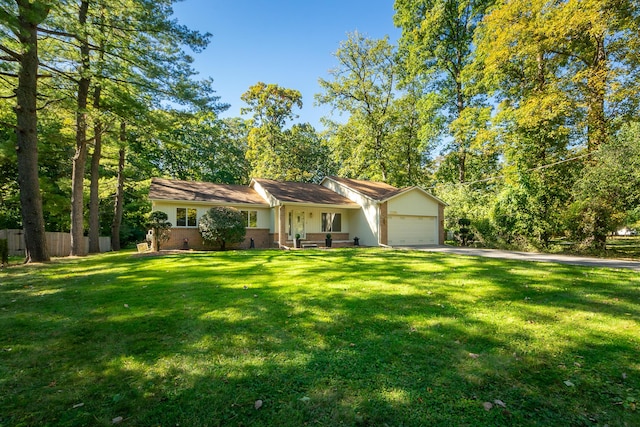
xmin=0 ymin=229 xmax=111 ymax=257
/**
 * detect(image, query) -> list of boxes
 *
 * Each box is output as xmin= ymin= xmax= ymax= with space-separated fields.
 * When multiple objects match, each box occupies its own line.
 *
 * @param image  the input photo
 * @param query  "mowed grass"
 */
xmin=0 ymin=249 xmax=638 ymax=426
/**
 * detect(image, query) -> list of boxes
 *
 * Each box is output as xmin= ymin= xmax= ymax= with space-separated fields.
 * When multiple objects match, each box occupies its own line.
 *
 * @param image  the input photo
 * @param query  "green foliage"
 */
xmin=147 ymin=211 xmax=171 ymax=251
xmin=241 ymin=82 xmax=302 ymax=128
xmin=317 ymin=32 xmax=434 ymax=186
xmin=242 ymin=82 xmax=331 ymax=182
xmin=142 ymin=112 xmax=250 ymax=184
xmin=394 ymin=0 xmax=495 ymax=183
xmin=435 ymin=182 xmax=497 ymax=245
xmin=198 ymin=207 xmax=246 ymax=250
xmin=567 ymin=122 xmax=640 ymax=248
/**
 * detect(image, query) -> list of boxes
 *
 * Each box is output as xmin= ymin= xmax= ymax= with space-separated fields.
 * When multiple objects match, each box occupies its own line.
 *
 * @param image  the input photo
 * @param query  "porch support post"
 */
xmin=278 ymin=205 xmax=286 ymax=248
xmin=379 ymin=201 xmax=388 ymax=245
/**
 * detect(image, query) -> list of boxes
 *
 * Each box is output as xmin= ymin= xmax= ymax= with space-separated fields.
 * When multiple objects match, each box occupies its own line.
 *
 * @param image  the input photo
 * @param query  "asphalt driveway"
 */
xmin=398 ymin=245 xmax=640 ymax=271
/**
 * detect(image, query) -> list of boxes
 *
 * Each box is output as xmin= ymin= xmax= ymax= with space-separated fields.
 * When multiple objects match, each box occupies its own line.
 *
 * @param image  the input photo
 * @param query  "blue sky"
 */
xmin=171 ymin=0 xmax=400 ymax=129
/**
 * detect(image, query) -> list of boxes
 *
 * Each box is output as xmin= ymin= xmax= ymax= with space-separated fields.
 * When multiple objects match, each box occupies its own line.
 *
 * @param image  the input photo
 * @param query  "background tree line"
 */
xmin=2 ymin=0 xmax=639 ymax=262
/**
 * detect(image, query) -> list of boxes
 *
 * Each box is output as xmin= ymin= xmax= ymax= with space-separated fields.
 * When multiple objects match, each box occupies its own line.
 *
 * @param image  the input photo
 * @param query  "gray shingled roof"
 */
xmin=326 ymin=176 xmax=404 ymax=201
xmin=149 ymin=178 xmax=268 ymax=205
xmin=253 ymin=179 xmax=360 ymax=206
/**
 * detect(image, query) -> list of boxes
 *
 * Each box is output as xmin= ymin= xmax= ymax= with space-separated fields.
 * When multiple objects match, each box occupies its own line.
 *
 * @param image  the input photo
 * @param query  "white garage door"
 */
xmin=388 ymin=215 xmax=437 ymax=246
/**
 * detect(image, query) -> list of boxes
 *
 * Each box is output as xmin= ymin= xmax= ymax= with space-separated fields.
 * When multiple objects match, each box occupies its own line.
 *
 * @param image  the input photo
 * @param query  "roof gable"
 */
xmin=323 ymin=176 xmax=447 ymax=206
xmin=149 ymin=178 xmax=268 ymax=205
xmin=323 ymin=176 xmax=403 ymax=201
xmin=384 ymin=186 xmax=448 ymax=206
xmin=251 ymin=178 xmax=359 ymax=207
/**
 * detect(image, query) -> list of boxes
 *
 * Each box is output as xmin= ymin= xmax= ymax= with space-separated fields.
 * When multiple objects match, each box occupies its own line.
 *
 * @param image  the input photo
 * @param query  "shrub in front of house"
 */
xmin=147 ymin=211 xmax=172 ymax=251
xmin=198 ymin=207 xmax=246 ymax=250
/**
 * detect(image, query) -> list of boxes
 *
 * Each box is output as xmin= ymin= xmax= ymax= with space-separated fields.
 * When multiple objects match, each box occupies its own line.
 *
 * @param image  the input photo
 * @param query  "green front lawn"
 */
xmin=1 ymin=249 xmax=638 ymax=426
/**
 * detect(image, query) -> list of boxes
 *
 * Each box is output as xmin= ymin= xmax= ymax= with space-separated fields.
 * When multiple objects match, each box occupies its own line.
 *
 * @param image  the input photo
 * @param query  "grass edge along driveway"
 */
xmin=1 ymin=248 xmax=638 ymax=426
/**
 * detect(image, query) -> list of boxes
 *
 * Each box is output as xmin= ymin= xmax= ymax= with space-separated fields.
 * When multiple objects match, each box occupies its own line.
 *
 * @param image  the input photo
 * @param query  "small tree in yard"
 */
xmin=147 ymin=211 xmax=172 ymax=252
xmin=199 ymin=207 xmax=246 ymax=250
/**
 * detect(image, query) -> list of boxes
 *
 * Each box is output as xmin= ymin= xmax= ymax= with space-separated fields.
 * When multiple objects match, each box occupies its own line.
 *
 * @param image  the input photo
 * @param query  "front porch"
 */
xmin=271 ymin=232 xmax=357 ymax=249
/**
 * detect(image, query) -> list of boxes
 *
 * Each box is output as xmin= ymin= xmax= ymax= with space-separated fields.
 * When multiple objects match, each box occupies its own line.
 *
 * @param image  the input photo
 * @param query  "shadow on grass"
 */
xmin=1 ymin=249 xmax=638 ymax=426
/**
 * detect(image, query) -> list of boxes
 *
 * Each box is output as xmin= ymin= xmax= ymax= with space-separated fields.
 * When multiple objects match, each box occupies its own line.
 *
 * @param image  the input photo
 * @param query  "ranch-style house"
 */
xmin=148 ymin=176 xmax=446 ymax=250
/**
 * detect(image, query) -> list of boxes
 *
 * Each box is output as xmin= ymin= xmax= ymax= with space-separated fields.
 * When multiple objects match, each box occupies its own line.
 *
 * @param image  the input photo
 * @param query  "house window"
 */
xmin=240 ymin=210 xmax=258 ymax=228
xmin=176 ymin=207 xmax=197 ymax=227
xmin=322 ymin=213 xmax=342 ymax=232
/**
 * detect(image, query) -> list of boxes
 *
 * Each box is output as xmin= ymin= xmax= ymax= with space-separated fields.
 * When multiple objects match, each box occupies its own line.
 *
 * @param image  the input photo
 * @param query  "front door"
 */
xmin=289 ymin=210 xmax=306 ymax=239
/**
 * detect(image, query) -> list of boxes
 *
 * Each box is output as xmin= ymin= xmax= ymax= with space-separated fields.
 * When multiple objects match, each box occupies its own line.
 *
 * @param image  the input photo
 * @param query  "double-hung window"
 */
xmin=176 ymin=207 xmax=197 ymax=227
xmin=321 ymin=212 xmax=342 ymax=232
xmin=240 ymin=210 xmax=258 ymax=228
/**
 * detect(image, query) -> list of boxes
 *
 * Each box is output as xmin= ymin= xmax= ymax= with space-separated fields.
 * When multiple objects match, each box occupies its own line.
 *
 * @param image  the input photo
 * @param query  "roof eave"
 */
xmin=323 ymin=176 xmax=380 ymax=202
xmin=278 ymin=201 xmax=361 ymax=209
xmin=149 ymin=197 xmax=270 ymax=207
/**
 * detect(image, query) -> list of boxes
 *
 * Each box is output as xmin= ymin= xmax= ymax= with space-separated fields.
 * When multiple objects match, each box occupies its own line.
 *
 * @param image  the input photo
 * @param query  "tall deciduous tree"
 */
xmin=241 ymin=82 xmax=328 ymax=181
xmin=473 ymin=0 xmax=640 ymax=246
xmin=143 ymin=112 xmax=250 ymax=184
xmin=394 ymin=0 xmax=494 ymax=183
xmin=317 ymin=33 xmax=398 ymax=183
xmin=568 ymin=122 xmax=640 ymax=248
xmin=0 ymin=0 xmax=52 ymax=262
xmin=241 ymin=82 xmax=302 ymax=128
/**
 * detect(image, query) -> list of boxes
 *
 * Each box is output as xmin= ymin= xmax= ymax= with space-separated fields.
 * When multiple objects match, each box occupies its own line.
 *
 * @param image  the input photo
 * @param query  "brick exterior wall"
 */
xmin=162 ymin=228 xmax=270 ymax=250
xmin=379 ymin=202 xmax=388 ymax=245
xmin=438 ymin=204 xmax=445 ymax=245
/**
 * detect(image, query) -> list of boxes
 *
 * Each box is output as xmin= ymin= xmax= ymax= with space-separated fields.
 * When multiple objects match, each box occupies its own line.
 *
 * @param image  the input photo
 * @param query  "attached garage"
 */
xmin=321 ymin=176 xmax=448 ymax=247
xmin=387 ymin=215 xmax=437 ymax=245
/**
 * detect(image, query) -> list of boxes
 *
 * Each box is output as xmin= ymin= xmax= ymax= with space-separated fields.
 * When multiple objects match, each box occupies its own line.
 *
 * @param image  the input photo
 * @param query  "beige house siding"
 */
xmin=151 ymin=201 xmax=271 ymax=249
xmin=387 ymin=189 xmax=439 ymax=216
xmin=384 ymin=190 xmax=443 ymax=246
xmin=322 ymin=179 xmax=379 ymax=246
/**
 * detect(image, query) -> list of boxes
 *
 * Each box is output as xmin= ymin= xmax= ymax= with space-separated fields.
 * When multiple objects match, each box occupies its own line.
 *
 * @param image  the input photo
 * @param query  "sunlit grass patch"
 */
xmin=1 ymin=248 xmax=638 ymax=426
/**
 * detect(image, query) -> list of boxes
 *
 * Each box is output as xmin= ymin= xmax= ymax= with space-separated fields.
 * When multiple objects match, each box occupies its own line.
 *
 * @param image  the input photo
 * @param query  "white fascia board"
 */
xmin=322 ymin=176 xmax=379 ymax=203
xmin=381 ymin=187 xmax=448 ymax=206
xmin=249 ymin=180 xmax=280 ymax=207
xmin=150 ymin=198 xmax=269 ymax=208
xmin=279 ymin=201 xmax=361 ymax=210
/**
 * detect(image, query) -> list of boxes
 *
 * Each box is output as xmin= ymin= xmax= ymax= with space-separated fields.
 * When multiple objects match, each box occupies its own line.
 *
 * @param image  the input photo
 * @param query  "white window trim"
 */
xmin=176 ymin=207 xmax=198 ymax=228
xmin=240 ymin=210 xmax=258 ymax=228
xmin=322 ymin=212 xmax=342 ymax=232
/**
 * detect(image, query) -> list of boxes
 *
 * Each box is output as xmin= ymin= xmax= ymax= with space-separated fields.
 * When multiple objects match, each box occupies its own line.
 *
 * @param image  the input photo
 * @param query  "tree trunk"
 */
xmin=70 ymin=0 xmax=91 ymax=256
xmin=14 ymin=0 xmax=50 ymax=263
xmin=110 ymin=123 xmax=126 ymax=251
xmin=455 ymin=76 xmax=466 ymax=183
xmin=586 ymin=34 xmax=607 ymax=153
xmin=88 ymin=85 xmax=102 ymax=253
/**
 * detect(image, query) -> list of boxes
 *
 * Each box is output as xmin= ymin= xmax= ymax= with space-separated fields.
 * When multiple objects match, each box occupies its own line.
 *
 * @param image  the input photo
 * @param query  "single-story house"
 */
xmin=148 ymin=176 xmax=446 ymax=250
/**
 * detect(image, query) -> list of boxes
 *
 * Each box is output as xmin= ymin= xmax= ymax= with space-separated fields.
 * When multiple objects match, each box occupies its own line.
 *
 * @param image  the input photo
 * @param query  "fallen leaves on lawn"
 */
xmin=483 ymin=399 xmax=507 ymax=411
